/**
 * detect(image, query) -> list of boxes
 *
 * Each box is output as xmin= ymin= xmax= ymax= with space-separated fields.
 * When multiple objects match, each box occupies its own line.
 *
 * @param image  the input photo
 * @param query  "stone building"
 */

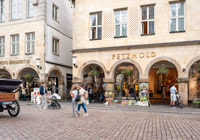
xmin=71 ymin=0 xmax=200 ymax=105
xmin=0 ymin=0 xmax=73 ymax=98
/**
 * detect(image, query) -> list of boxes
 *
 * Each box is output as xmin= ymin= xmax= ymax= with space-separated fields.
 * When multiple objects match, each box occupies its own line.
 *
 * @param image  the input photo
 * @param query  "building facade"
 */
xmin=71 ymin=0 xmax=200 ymax=105
xmin=0 ymin=0 xmax=73 ymax=98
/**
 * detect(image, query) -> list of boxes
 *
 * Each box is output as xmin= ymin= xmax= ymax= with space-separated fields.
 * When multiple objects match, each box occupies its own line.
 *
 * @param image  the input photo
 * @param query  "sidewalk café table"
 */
xmin=192 ymin=99 xmax=200 ymax=108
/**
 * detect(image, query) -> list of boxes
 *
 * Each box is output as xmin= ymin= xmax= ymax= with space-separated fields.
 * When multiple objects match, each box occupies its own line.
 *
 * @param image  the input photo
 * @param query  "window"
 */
xmin=141 ymin=6 xmax=155 ymax=35
xmin=26 ymin=32 xmax=35 ymax=54
xmin=90 ymin=12 xmax=102 ymax=40
xmin=10 ymin=34 xmax=19 ymax=55
xmin=0 ymin=36 xmax=5 ymax=56
xmin=52 ymin=4 xmax=58 ymax=21
xmin=10 ymin=0 xmax=22 ymax=20
xmin=52 ymin=38 xmax=59 ymax=55
xmin=27 ymin=0 xmax=33 ymax=17
xmin=114 ymin=9 xmax=127 ymax=37
xmin=0 ymin=0 xmax=5 ymax=22
xmin=170 ymin=2 xmax=185 ymax=32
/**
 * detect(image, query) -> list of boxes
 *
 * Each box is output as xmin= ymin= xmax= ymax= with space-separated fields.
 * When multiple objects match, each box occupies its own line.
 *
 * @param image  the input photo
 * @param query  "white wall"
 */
xmin=45 ymin=0 xmax=73 ymax=67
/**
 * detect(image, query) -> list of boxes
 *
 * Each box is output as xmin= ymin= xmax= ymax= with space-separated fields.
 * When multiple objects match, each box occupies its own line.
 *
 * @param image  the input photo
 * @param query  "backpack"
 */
xmin=75 ymin=90 xmax=80 ymax=102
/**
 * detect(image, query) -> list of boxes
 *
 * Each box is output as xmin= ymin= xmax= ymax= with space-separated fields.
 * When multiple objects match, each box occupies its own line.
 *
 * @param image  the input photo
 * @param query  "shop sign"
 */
xmin=112 ymin=52 xmax=156 ymax=60
xmin=0 ymin=60 xmax=30 ymax=65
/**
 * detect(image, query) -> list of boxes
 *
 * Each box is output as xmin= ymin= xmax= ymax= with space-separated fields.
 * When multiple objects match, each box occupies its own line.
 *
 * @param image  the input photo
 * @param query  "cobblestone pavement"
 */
xmin=0 ymin=102 xmax=200 ymax=140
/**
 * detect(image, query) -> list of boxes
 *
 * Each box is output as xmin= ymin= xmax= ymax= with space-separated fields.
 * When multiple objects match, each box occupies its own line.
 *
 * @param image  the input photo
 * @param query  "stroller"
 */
xmin=175 ymin=93 xmax=183 ymax=108
xmin=48 ymin=93 xmax=61 ymax=109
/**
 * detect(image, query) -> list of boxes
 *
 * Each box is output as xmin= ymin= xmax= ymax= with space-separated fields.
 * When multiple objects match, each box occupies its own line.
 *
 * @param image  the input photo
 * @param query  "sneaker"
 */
xmin=83 ymin=113 xmax=88 ymax=117
xmin=43 ymin=107 xmax=47 ymax=109
xmin=76 ymin=111 xmax=80 ymax=116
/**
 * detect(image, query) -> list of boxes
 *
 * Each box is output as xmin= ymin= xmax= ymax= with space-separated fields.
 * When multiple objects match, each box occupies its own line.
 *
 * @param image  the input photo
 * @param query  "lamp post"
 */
xmin=72 ymin=56 xmax=78 ymax=68
xmin=36 ymin=58 xmax=42 ymax=69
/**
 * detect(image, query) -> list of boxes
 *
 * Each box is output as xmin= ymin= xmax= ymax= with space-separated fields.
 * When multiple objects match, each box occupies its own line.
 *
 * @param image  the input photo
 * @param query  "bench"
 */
xmin=192 ymin=99 xmax=200 ymax=108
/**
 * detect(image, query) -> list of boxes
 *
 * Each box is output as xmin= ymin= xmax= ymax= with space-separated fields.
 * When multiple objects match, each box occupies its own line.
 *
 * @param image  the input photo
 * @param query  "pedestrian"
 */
xmin=170 ymin=84 xmax=177 ymax=108
xmin=52 ymin=83 xmax=57 ymax=93
xmin=39 ymin=82 xmax=48 ymax=109
xmin=88 ymin=85 xmax=93 ymax=102
xmin=21 ymin=85 xmax=26 ymax=101
xmin=70 ymin=85 xmax=79 ymax=117
xmin=77 ymin=85 xmax=88 ymax=116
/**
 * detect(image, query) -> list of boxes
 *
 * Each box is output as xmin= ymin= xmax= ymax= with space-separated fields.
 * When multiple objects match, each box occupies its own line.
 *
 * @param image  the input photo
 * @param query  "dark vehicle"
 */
xmin=0 ymin=79 xmax=22 ymax=117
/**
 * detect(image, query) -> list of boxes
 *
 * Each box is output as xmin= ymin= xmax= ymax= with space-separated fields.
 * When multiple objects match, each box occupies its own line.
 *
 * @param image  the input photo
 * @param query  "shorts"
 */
xmin=170 ymin=94 xmax=176 ymax=102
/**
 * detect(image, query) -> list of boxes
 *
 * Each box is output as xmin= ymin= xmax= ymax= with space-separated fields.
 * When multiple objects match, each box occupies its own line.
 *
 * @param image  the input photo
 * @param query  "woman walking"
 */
xmin=70 ymin=85 xmax=79 ymax=117
xmin=77 ymin=85 xmax=88 ymax=116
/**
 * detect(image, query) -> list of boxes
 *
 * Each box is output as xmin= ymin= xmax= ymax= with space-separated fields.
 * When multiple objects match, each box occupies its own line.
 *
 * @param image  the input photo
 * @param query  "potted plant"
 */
xmin=104 ymin=84 xmax=114 ymax=105
xmin=89 ymin=69 xmax=100 ymax=83
xmin=156 ymin=66 xmax=169 ymax=75
xmin=121 ymin=69 xmax=131 ymax=77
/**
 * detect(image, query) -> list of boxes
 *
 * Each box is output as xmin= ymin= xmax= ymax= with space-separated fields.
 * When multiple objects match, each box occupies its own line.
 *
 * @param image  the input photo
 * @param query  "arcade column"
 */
xmin=177 ymin=78 xmax=189 ymax=106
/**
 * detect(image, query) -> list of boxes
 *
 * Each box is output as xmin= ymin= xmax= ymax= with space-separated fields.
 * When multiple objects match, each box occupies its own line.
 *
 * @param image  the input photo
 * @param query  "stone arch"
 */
xmin=78 ymin=60 xmax=107 ymax=79
xmin=16 ymin=65 xmax=40 ymax=79
xmin=0 ymin=68 xmax=12 ymax=79
xmin=185 ymin=55 xmax=200 ymax=76
xmin=47 ymin=66 xmax=64 ymax=85
xmin=110 ymin=59 xmax=143 ymax=80
xmin=144 ymin=56 xmax=182 ymax=78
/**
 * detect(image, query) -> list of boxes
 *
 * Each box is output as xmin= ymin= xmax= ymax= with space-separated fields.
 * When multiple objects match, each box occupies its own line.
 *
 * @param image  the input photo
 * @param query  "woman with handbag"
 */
xmin=77 ymin=85 xmax=88 ymax=117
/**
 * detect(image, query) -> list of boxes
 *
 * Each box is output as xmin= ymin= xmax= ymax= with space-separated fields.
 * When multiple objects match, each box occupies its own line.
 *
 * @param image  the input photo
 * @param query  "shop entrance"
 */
xmin=0 ymin=69 xmax=11 ymax=79
xmin=188 ymin=60 xmax=200 ymax=101
xmin=17 ymin=68 xmax=40 ymax=99
xmin=114 ymin=63 xmax=139 ymax=98
xmin=82 ymin=64 xmax=105 ymax=103
xmin=148 ymin=61 xmax=178 ymax=102
xmin=48 ymin=70 xmax=61 ymax=94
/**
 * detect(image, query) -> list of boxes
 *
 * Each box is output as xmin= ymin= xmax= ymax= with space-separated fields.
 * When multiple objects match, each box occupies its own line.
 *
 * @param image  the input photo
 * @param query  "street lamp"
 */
xmin=72 ymin=56 xmax=78 ymax=68
xmin=36 ymin=58 xmax=42 ymax=69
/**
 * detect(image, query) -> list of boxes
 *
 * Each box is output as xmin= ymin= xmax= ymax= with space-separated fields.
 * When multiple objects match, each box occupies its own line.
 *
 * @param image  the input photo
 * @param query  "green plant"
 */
xmin=198 ymin=68 xmax=200 ymax=73
xmin=121 ymin=69 xmax=131 ymax=77
xmin=89 ymin=69 xmax=100 ymax=76
xmin=0 ymin=75 xmax=9 ymax=79
xmin=24 ymin=74 xmax=33 ymax=82
xmin=156 ymin=66 xmax=169 ymax=75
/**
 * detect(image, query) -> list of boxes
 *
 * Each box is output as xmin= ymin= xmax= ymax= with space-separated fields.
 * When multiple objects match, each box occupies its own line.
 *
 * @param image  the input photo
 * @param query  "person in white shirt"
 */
xmin=77 ymin=85 xmax=88 ymax=116
xmin=170 ymin=84 xmax=177 ymax=107
xmin=70 ymin=85 xmax=79 ymax=117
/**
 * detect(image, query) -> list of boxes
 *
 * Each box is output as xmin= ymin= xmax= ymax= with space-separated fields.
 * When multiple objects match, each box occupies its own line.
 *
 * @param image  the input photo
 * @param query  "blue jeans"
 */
xmin=77 ymin=103 xmax=87 ymax=113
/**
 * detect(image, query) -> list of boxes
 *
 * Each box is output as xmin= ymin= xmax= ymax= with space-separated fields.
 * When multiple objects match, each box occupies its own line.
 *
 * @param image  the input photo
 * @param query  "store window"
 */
xmin=114 ymin=9 xmax=127 ymax=37
xmin=10 ymin=34 xmax=19 ymax=55
xmin=0 ymin=0 xmax=5 ymax=22
xmin=27 ymin=0 xmax=33 ymax=18
xmin=141 ymin=6 xmax=155 ymax=35
xmin=52 ymin=38 xmax=59 ymax=55
xmin=170 ymin=2 xmax=185 ymax=32
xmin=90 ymin=12 xmax=102 ymax=40
xmin=0 ymin=36 xmax=5 ymax=56
xmin=26 ymin=32 xmax=35 ymax=54
xmin=52 ymin=4 xmax=58 ymax=21
xmin=10 ymin=0 xmax=22 ymax=20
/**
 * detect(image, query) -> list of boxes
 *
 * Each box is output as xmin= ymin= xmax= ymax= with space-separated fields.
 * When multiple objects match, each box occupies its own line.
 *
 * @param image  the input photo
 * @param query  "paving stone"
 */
xmin=0 ymin=102 xmax=199 ymax=140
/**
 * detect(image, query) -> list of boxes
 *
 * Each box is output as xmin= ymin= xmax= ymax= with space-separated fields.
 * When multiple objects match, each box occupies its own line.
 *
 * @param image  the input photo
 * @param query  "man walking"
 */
xmin=39 ymin=82 xmax=48 ymax=109
xmin=170 ymin=84 xmax=177 ymax=108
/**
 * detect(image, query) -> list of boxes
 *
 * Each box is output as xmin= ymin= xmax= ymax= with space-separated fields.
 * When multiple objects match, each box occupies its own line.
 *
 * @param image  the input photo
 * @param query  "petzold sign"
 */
xmin=112 ymin=52 xmax=156 ymax=60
